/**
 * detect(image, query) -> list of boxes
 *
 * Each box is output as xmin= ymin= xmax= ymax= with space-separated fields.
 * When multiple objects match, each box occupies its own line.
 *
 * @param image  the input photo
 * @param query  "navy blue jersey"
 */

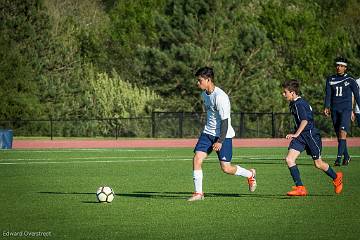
xmin=289 ymin=97 xmax=315 ymax=132
xmin=324 ymin=74 xmax=360 ymax=110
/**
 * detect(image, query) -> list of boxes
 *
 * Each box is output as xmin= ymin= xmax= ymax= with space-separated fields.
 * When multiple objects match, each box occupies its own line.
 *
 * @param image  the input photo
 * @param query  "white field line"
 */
xmin=1 ymin=149 xmax=167 ymax=153
xmin=0 ymin=155 xmax=358 ymax=165
xmin=0 ymin=155 xmax=287 ymax=162
xmin=0 ymin=158 xmax=192 ymax=165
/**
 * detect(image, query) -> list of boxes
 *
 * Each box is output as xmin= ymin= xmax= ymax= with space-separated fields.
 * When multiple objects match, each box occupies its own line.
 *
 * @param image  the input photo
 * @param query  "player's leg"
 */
xmin=217 ymin=138 xmax=256 ymax=192
xmin=339 ymin=110 xmax=352 ymax=165
xmin=286 ymin=138 xmax=307 ymax=196
xmin=189 ymin=151 xmax=207 ymax=200
xmin=338 ymin=130 xmax=350 ymax=164
xmin=313 ymin=159 xmax=343 ymax=194
xmin=188 ymin=133 xmax=212 ymax=201
xmin=332 ymin=110 xmax=343 ymax=166
xmin=306 ymin=130 xmax=343 ymax=194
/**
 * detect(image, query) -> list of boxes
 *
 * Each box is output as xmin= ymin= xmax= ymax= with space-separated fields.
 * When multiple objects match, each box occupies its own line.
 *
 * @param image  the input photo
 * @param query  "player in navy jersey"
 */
xmin=282 ymin=79 xmax=343 ymax=196
xmin=354 ymin=78 xmax=360 ymax=127
xmin=324 ymin=57 xmax=360 ymax=166
xmin=187 ymin=67 xmax=257 ymax=201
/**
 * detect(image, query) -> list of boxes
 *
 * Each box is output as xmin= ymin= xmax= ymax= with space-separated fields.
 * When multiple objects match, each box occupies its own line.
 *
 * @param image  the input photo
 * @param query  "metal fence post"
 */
xmin=151 ymin=111 xmax=156 ymax=138
xmin=271 ymin=112 xmax=276 ymax=138
xmin=115 ymin=118 xmax=118 ymax=140
xmin=239 ymin=112 xmax=245 ymax=138
xmin=50 ymin=118 xmax=53 ymax=140
xmin=179 ymin=112 xmax=184 ymax=138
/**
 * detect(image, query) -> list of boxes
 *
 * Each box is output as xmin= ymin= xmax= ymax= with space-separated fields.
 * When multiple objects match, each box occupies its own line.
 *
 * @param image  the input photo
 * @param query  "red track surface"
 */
xmin=12 ymin=137 xmax=360 ymax=149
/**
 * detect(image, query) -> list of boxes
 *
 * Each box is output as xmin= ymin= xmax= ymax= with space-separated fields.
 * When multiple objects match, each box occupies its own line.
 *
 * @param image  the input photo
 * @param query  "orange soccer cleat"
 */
xmin=287 ymin=186 xmax=308 ymax=196
xmin=187 ymin=192 xmax=204 ymax=202
xmin=333 ymin=172 xmax=343 ymax=194
xmin=247 ymin=169 xmax=257 ymax=192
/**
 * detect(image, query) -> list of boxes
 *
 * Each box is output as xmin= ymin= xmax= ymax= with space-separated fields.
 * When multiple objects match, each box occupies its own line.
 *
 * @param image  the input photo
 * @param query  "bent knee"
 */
xmin=314 ymin=159 xmax=326 ymax=170
xmin=285 ymin=156 xmax=296 ymax=166
xmin=221 ymin=164 xmax=233 ymax=174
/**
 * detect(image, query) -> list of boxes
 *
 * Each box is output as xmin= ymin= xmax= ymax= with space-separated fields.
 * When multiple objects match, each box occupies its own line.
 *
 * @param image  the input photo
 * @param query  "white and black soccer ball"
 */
xmin=96 ymin=186 xmax=115 ymax=203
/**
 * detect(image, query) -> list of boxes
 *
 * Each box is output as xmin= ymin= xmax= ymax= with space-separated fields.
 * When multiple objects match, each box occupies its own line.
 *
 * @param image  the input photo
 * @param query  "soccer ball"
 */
xmin=96 ymin=186 xmax=115 ymax=203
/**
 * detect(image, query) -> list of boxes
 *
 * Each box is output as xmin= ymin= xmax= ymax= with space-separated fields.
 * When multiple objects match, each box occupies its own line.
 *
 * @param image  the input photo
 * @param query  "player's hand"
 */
xmin=212 ymin=142 xmax=222 ymax=152
xmin=351 ymin=111 xmax=355 ymax=122
xmin=324 ymin=108 xmax=330 ymax=117
xmin=285 ymin=134 xmax=297 ymax=139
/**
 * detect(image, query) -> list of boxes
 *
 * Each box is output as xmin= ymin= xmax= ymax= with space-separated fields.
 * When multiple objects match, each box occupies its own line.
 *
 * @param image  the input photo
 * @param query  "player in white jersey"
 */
xmin=188 ymin=67 xmax=257 ymax=201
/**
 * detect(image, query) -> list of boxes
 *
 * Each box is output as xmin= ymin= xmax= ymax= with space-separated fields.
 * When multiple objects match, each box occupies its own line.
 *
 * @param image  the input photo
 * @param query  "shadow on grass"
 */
xmin=38 ymin=191 xmax=333 ymax=201
xmin=204 ymin=160 xmax=314 ymax=166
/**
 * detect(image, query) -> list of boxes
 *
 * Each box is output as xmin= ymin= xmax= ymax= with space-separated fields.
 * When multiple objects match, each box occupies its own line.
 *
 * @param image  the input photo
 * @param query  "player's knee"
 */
xmin=314 ymin=159 xmax=326 ymax=170
xmin=221 ymin=164 xmax=232 ymax=174
xmin=314 ymin=160 xmax=323 ymax=169
xmin=339 ymin=130 xmax=347 ymax=139
xmin=285 ymin=156 xmax=295 ymax=166
xmin=193 ymin=156 xmax=203 ymax=169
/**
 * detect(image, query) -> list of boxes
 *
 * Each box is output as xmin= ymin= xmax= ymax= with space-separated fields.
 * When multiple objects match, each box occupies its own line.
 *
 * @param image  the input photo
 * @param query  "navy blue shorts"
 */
xmin=331 ymin=109 xmax=352 ymax=132
xmin=288 ymin=129 xmax=322 ymax=160
xmin=194 ymin=133 xmax=232 ymax=162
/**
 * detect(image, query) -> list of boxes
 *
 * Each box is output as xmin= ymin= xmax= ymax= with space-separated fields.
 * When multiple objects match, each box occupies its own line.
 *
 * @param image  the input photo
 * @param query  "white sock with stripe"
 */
xmin=235 ymin=165 xmax=252 ymax=178
xmin=193 ymin=170 xmax=203 ymax=193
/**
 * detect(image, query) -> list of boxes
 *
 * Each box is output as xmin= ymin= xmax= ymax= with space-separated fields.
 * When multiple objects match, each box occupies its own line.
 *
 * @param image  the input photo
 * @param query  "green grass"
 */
xmin=0 ymin=147 xmax=360 ymax=240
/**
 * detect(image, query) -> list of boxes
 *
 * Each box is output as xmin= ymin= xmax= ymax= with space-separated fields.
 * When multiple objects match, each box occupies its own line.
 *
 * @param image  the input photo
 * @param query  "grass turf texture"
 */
xmin=0 ymin=147 xmax=359 ymax=240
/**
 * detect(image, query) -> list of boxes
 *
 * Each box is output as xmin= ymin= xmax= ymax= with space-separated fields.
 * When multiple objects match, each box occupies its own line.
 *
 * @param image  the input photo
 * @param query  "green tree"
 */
xmin=0 ymin=0 xmax=50 ymax=119
xmin=134 ymin=0 xmax=281 ymax=112
xmin=259 ymin=0 xmax=343 ymax=111
xmin=40 ymin=0 xmax=111 ymax=119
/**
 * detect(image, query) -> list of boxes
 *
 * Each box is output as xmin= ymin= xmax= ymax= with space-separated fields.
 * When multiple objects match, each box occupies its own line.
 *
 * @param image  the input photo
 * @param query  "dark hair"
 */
xmin=334 ymin=56 xmax=348 ymax=66
xmin=282 ymin=79 xmax=301 ymax=95
xmin=195 ymin=67 xmax=214 ymax=80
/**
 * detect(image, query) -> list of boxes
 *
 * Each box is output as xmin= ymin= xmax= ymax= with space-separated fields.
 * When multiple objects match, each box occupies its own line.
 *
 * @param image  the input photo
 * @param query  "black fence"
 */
xmin=0 ymin=111 xmax=359 ymax=139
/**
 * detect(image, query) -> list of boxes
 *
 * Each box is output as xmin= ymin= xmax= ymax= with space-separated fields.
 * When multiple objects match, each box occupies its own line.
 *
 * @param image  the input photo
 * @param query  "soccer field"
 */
xmin=0 ymin=147 xmax=359 ymax=240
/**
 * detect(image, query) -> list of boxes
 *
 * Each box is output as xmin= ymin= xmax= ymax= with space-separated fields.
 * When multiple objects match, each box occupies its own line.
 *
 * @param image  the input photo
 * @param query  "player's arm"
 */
xmin=286 ymin=103 xmax=308 ymax=139
xmin=350 ymin=79 xmax=360 ymax=112
xmin=218 ymin=119 xmax=228 ymax=143
xmin=286 ymin=120 xmax=308 ymax=139
xmin=324 ymin=78 xmax=331 ymax=116
xmin=213 ymin=119 xmax=228 ymax=151
xmin=351 ymin=94 xmax=355 ymax=121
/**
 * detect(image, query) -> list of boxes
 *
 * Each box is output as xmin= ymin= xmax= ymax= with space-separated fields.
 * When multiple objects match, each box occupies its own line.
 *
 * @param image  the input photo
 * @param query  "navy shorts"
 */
xmin=288 ymin=129 xmax=322 ymax=160
xmin=331 ymin=109 xmax=352 ymax=132
xmin=194 ymin=133 xmax=232 ymax=162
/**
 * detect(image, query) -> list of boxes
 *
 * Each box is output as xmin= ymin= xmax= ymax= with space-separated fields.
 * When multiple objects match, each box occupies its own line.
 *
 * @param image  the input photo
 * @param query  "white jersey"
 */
xmin=201 ymin=86 xmax=235 ymax=138
xmin=355 ymin=78 xmax=360 ymax=113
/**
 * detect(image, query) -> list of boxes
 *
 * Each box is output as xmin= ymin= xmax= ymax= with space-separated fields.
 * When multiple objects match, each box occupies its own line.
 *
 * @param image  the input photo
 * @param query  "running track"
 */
xmin=12 ymin=138 xmax=360 ymax=149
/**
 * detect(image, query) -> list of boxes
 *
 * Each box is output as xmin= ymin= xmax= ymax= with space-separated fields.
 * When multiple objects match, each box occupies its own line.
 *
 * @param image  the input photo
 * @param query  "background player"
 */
xmin=353 ymin=78 xmax=360 ymax=127
xmin=324 ymin=57 xmax=360 ymax=166
xmin=188 ymin=67 xmax=256 ymax=201
xmin=282 ymin=79 xmax=343 ymax=196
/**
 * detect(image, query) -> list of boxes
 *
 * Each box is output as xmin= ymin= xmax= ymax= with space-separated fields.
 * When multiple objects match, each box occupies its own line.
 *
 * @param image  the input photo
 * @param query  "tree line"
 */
xmin=1 ymin=0 xmax=359 ymax=122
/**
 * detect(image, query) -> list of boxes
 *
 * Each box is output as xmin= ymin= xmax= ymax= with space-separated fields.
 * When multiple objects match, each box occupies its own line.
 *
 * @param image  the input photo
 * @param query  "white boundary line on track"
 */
xmin=2 ymin=155 xmax=357 ymax=165
xmin=0 ymin=155 xmax=290 ymax=162
xmin=0 ymin=158 xmax=193 ymax=165
xmin=1 ymin=149 xmax=167 ymax=153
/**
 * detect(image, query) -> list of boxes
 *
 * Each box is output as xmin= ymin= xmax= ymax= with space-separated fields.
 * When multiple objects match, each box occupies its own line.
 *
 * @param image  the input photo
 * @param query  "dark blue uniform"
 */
xmin=289 ymin=97 xmax=322 ymax=160
xmin=324 ymin=74 xmax=360 ymax=132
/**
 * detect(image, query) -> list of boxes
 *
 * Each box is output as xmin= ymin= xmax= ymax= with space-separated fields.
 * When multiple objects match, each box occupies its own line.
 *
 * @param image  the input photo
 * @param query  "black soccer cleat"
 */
xmin=342 ymin=158 xmax=351 ymax=166
xmin=334 ymin=160 xmax=341 ymax=167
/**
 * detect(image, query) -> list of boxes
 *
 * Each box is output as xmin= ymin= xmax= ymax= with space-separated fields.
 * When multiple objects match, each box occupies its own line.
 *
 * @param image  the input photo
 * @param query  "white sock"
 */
xmin=193 ymin=170 xmax=203 ymax=193
xmin=235 ymin=165 xmax=252 ymax=178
